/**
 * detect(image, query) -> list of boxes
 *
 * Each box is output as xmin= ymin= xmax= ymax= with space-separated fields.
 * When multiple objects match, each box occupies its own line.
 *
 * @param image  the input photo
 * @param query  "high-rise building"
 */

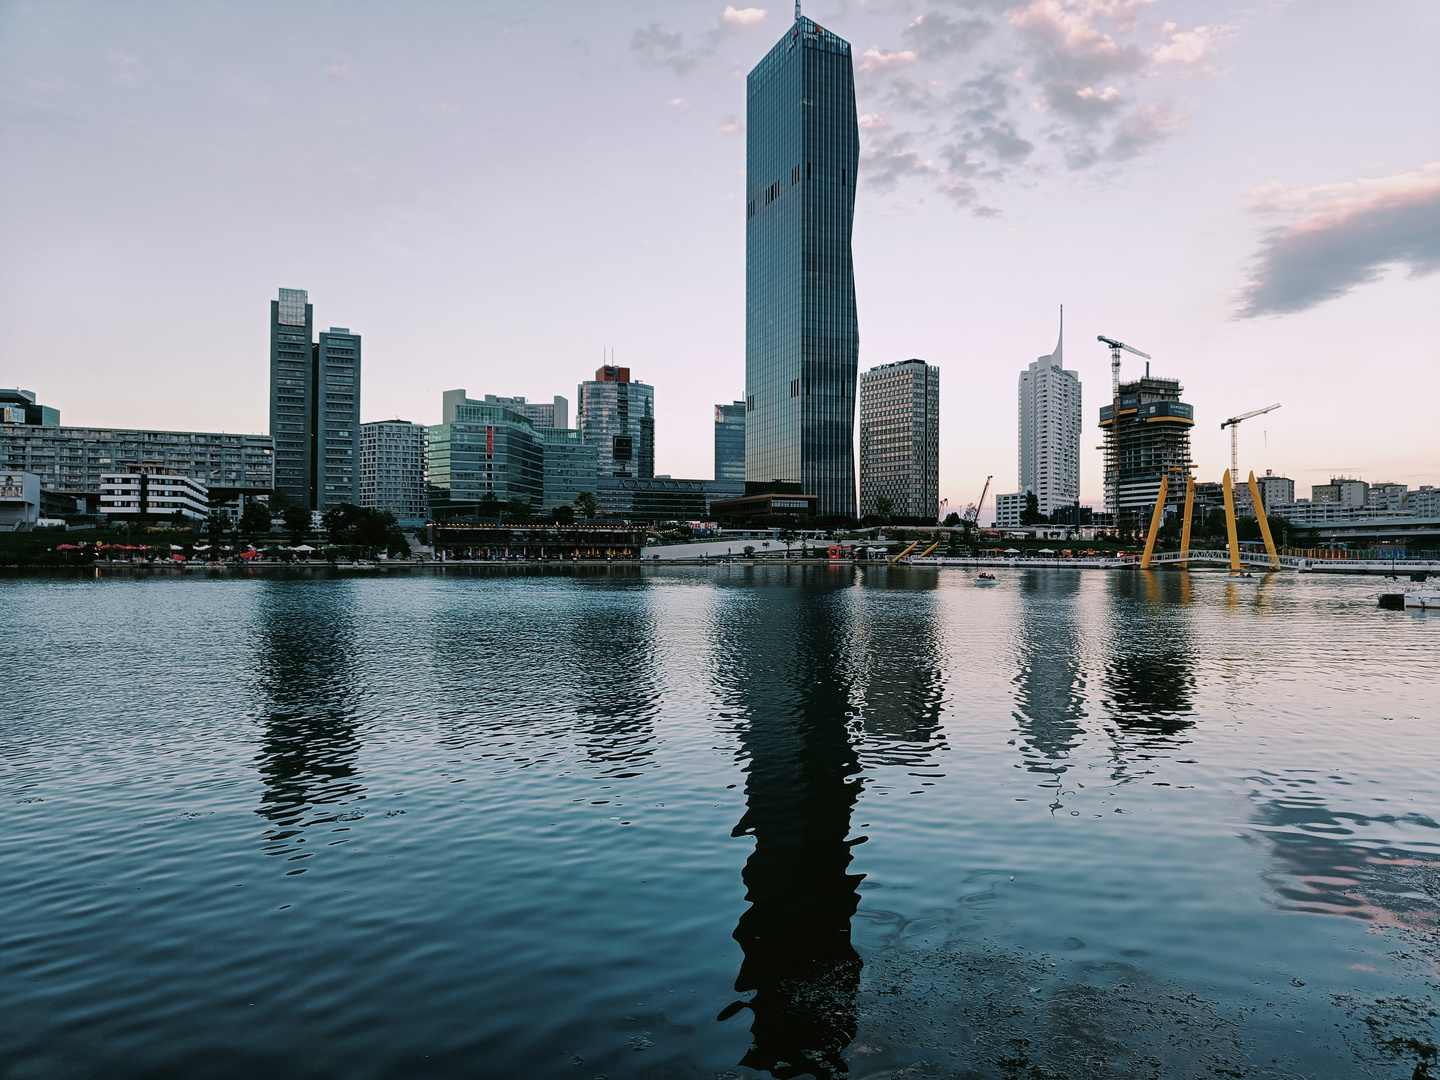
xmin=576 ymin=366 xmax=654 ymax=479
xmin=268 ymin=288 xmax=361 ymax=510
xmin=745 ymin=14 xmax=860 ymax=519
xmin=1018 ymin=308 xmax=1081 ymax=517
xmin=858 ymin=359 xmax=938 ymax=520
xmin=715 ymin=401 xmax=746 ymax=482
xmin=360 ymin=420 xmax=429 ymax=523
xmin=481 ymin=394 xmax=569 ymax=431
xmin=538 ymin=427 xmax=599 ymax=510
xmin=1099 ymin=375 xmax=1194 ymax=529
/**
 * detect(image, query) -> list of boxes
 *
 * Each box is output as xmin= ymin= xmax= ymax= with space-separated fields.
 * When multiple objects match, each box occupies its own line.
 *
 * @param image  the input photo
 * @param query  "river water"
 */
xmin=1 ymin=566 xmax=1436 ymax=1079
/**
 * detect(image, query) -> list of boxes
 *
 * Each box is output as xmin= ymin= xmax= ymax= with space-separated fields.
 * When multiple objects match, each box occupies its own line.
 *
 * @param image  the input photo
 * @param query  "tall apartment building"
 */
xmin=1312 ymin=477 xmax=1369 ymax=506
xmin=1099 ymin=376 xmax=1194 ymax=529
xmin=576 ymin=366 xmax=654 ymax=479
xmin=858 ymin=359 xmax=938 ymax=520
xmin=715 ymin=401 xmax=746 ymax=482
xmin=359 ymin=420 xmax=428 ymax=523
xmin=1018 ymin=309 xmax=1081 ymax=517
xmin=268 ymin=288 xmax=361 ymax=510
xmin=745 ymin=15 xmax=859 ymax=518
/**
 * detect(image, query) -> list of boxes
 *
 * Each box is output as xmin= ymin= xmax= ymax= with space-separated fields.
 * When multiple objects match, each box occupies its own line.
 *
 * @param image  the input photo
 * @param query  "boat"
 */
xmin=1227 ymin=572 xmax=1261 ymax=584
xmin=1404 ymin=588 xmax=1440 ymax=610
xmin=975 ymin=572 xmax=998 ymax=587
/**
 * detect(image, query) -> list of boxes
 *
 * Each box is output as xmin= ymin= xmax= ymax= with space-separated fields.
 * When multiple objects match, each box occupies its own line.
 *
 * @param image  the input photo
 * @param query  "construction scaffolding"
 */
xmin=1099 ymin=375 xmax=1195 ymax=531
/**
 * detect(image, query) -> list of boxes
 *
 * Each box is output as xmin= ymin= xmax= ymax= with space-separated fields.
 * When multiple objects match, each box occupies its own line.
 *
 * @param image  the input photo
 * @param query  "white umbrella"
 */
xmin=1003 ymin=547 xmax=1020 ymax=554
xmin=1037 ymin=548 xmax=1056 ymax=554
xmin=292 ymin=544 xmax=317 ymax=552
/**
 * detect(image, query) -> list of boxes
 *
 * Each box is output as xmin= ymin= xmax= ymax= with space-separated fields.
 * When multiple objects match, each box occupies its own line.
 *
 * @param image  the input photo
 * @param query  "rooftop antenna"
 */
xmin=796 ymin=0 xmax=801 ymax=20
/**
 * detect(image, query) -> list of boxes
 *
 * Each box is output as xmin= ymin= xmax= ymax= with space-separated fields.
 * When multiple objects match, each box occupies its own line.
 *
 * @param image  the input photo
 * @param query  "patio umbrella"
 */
xmin=1003 ymin=547 xmax=1020 ymax=554
xmin=1037 ymin=548 xmax=1056 ymax=554
xmin=292 ymin=544 xmax=316 ymax=552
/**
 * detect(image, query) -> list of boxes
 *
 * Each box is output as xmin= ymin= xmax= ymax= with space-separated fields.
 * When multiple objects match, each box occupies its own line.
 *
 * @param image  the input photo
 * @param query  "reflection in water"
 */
xmin=1011 ymin=573 xmax=1088 ymax=806
xmin=851 ymin=573 xmax=948 ymax=770
xmin=712 ymin=569 xmax=865 ymax=1078
xmin=252 ymin=583 xmax=364 ymax=870
xmin=1101 ymin=574 xmax=1197 ymax=773
xmin=1246 ymin=774 xmax=1440 ymax=931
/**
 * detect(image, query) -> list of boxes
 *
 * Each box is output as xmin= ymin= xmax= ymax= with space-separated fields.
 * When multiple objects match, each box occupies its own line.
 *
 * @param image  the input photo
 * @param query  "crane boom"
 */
xmin=963 ymin=475 xmax=992 ymax=527
xmin=1220 ymin=403 xmax=1281 ymax=485
xmin=1096 ymin=335 xmax=1152 ymax=360
xmin=1220 ymin=403 xmax=1280 ymax=429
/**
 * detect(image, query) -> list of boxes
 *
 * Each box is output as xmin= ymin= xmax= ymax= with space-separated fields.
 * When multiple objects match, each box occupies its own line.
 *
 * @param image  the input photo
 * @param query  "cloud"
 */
xmin=108 ymin=50 xmax=142 ymax=86
xmin=1105 ymin=100 xmax=1187 ymax=160
xmin=901 ymin=12 xmax=992 ymax=59
xmin=324 ymin=61 xmax=356 ymax=79
xmin=721 ymin=6 xmax=767 ymax=26
xmin=859 ymin=46 xmax=919 ymax=74
xmin=632 ymin=25 xmax=707 ymax=76
xmin=667 ymin=97 xmax=688 ymax=109
xmin=719 ymin=116 xmax=745 ymax=135
xmin=1153 ymin=21 xmax=1231 ymax=70
xmin=1236 ymin=163 xmax=1440 ymax=317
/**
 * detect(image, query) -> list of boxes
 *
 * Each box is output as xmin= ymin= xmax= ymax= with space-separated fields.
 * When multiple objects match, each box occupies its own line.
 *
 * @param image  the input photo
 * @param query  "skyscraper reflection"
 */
xmin=711 ymin=568 xmax=865 ymax=1078
xmin=251 ymin=582 xmax=364 ymax=868
xmin=1101 ymin=574 xmax=1197 ymax=768
xmin=1011 ymin=573 xmax=1088 ymax=805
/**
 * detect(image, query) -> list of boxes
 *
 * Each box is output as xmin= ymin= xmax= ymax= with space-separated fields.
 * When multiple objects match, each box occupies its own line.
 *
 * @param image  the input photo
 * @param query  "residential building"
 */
xmin=0 ymin=424 xmax=273 ymax=508
xmin=479 ymin=395 xmax=569 ymax=431
xmin=1 ymin=389 xmax=59 ymax=427
xmin=576 ymin=366 xmax=654 ymax=479
xmin=268 ymin=288 xmax=361 ymax=510
xmin=1018 ymin=308 xmax=1081 ymax=517
xmin=993 ymin=492 xmax=1024 ymax=529
xmin=1099 ymin=375 xmax=1194 ymax=529
xmin=745 ymin=14 xmax=860 ymax=518
xmin=539 ymin=427 xmax=599 ymax=510
xmin=1311 ymin=477 xmax=1368 ymax=506
xmin=0 ymin=472 xmax=40 ymax=530
xmin=858 ymin=359 xmax=939 ymax=520
xmin=1407 ymin=486 xmax=1439 ymax=517
xmin=428 ymin=394 xmax=545 ymax=516
xmin=1254 ymin=471 xmax=1295 ymax=510
xmin=360 ymin=420 xmax=429 ymax=523
xmin=715 ymin=401 xmax=746 ymax=483
xmin=1366 ymin=482 xmax=1408 ymax=511
xmin=99 ymin=469 xmax=209 ymax=524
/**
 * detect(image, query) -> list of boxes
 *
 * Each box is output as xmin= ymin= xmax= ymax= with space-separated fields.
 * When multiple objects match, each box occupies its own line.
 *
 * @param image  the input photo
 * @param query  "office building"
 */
xmin=481 ymin=395 xmax=569 ymax=432
xmin=99 ymin=469 xmax=209 ymax=524
xmin=360 ymin=420 xmax=429 ymax=523
xmin=0 ymin=424 xmax=273 ymax=508
xmin=268 ymin=288 xmax=361 ymax=510
xmin=596 ymin=476 xmax=745 ymax=521
xmin=1 ymin=389 xmax=59 ymax=427
xmin=715 ymin=401 xmax=746 ymax=482
xmin=993 ymin=491 xmax=1024 ymax=529
xmin=745 ymin=14 xmax=860 ymax=518
xmin=1099 ymin=375 xmax=1194 ymax=529
xmin=858 ymin=359 xmax=938 ymax=520
xmin=1254 ymin=472 xmax=1294 ymax=510
xmin=1018 ymin=309 xmax=1081 ymax=517
xmin=429 ymin=393 xmax=545 ymax=516
xmin=576 ymin=366 xmax=654 ymax=479
xmin=539 ymin=427 xmax=599 ymax=510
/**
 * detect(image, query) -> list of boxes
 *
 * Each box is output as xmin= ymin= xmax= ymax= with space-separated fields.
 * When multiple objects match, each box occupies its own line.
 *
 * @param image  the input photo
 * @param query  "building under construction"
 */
xmin=1099 ymin=375 xmax=1194 ymax=530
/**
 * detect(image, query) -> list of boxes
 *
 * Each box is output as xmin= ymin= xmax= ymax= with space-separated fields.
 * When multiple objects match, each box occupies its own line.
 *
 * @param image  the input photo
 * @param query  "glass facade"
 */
xmin=746 ymin=16 xmax=859 ymax=518
xmin=538 ymin=426 xmax=599 ymax=510
xmin=576 ymin=367 xmax=655 ymax=479
xmin=714 ymin=401 xmax=746 ymax=482
xmin=427 ymin=403 xmax=545 ymax=515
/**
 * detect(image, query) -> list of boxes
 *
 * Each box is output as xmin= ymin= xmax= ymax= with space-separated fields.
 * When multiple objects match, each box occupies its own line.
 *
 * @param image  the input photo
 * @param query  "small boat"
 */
xmin=1227 ymin=572 xmax=1261 ymax=584
xmin=975 ymin=572 xmax=998 ymax=587
xmin=1404 ymin=588 xmax=1440 ymax=610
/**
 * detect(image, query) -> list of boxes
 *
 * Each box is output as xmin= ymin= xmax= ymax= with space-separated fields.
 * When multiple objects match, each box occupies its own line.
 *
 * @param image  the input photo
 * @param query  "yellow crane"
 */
xmin=1220 ymin=404 xmax=1280 ymax=487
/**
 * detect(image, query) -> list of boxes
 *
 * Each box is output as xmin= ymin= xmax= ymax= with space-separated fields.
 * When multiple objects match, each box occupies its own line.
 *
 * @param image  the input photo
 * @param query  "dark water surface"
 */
xmin=2 ymin=567 xmax=1436 ymax=1079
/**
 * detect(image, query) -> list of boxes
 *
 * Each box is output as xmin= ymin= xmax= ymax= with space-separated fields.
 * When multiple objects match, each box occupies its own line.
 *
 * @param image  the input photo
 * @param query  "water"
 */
xmin=1 ymin=566 xmax=1436 ymax=1079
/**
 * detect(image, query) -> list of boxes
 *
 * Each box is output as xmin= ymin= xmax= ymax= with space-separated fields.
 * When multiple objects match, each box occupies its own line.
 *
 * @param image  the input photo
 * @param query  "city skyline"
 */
xmin=1 ymin=2 xmax=1436 ymax=514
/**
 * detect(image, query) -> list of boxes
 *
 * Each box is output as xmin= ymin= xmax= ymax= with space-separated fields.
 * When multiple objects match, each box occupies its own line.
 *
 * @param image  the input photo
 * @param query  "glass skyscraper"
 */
xmin=714 ymin=401 xmax=746 ymax=482
xmin=745 ymin=14 xmax=859 ymax=519
xmin=576 ymin=366 xmax=654 ymax=479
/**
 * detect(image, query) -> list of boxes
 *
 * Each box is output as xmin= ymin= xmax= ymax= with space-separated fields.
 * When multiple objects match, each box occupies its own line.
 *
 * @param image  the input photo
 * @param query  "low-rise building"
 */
xmin=993 ymin=491 xmax=1025 ymax=529
xmin=0 ymin=471 xmax=41 ymax=531
xmin=1311 ymin=477 xmax=1368 ymax=506
xmin=100 ymin=469 xmax=209 ymax=524
xmin=596 ymin=476 xmax=744 ymax=522
xmin=1 ymin=389 xmax=60 ymax=427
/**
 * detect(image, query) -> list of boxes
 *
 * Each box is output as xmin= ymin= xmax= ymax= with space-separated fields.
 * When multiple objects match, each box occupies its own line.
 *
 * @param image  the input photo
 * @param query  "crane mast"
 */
xmin=1096 ymin=336 xmax=1152 ymax=520
xmin=1220 ymin=404 xmax=1281 ymax=486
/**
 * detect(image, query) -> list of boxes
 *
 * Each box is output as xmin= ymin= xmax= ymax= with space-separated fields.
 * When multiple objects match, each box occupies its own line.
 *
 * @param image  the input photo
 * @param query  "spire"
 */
xmin=795 ymin=0 xmax=802 ymax=21
xmin=1052 ymin=303 xmax=1063 ymax=368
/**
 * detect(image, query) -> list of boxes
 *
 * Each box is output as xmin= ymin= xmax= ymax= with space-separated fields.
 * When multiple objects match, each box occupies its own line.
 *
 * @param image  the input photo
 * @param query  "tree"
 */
xmin=477 ymin=492 xmax=501 ymax=520
xmin=505 ymin=497 xmax=532 ymax=524
xmin=743 ymin=545 xmax=755 ymax=558
xmin=239 ymin=500 xmax=271 ymax=538
xmin=778 ymin=528 xmax=798 ymax=557
xmin=574 ymin=491 xmax=598 ymax=520
xmin=551 ymin=504 xmax=576 ymax=526
xmin=281 ymin=503 xmax=311 ymax=542
xmin=874 ymin=496 xmax=894 ymax=525
xmin=205 ymin=509 xmax=228 ymax=547
xmin=1020 ymin=491 xmax=1043 ymax=526
xmin=943 ymin=511 xmax=961 ymax=528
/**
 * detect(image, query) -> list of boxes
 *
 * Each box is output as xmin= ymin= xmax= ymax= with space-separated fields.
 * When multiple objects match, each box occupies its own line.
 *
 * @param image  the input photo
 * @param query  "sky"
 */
xmin=1 ymin=0 xmax=1437 ymax=515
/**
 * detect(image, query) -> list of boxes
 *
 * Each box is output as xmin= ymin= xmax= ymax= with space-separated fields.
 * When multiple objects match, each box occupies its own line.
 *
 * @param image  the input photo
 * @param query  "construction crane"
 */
xmin=963 ymin=475 xmax=992 ymax=528
xmin=1220 ymin=403 xmax=1280 ymax=486
xmin=1097 ymin=335 xmax=1151 ymax=397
